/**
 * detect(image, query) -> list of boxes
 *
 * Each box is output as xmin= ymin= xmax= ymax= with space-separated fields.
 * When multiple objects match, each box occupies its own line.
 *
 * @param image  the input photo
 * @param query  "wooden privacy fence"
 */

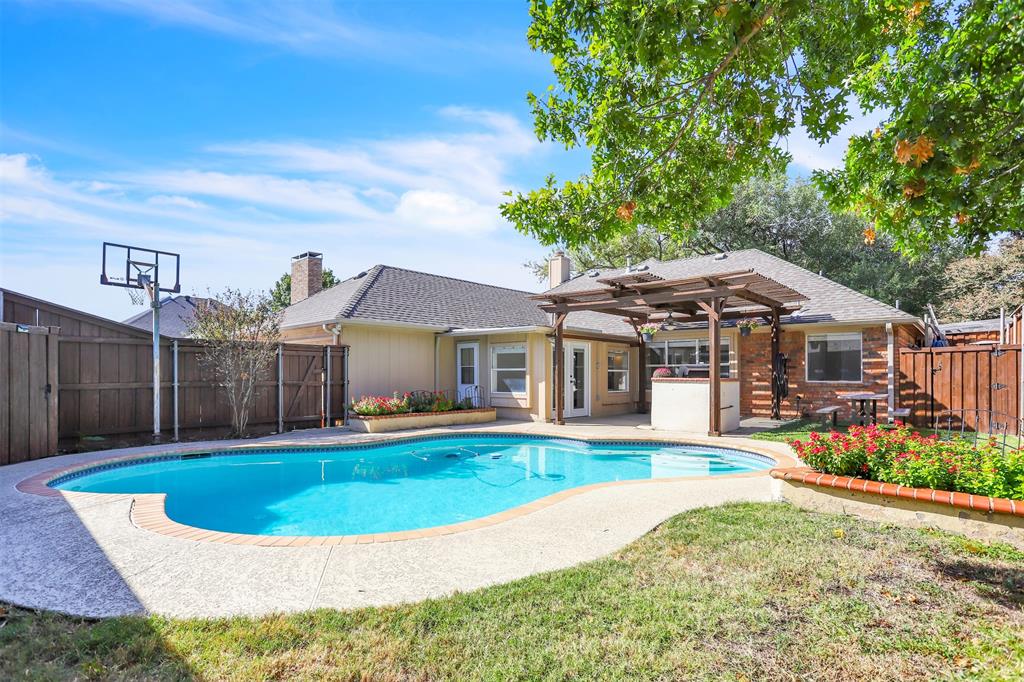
xmin=56 ymin=337 xmax=348 ymax=448
xmin=898 ymin=345 xmax=1021 ymax=435
xmin=1 ymin=322 xmax=59 ymax=465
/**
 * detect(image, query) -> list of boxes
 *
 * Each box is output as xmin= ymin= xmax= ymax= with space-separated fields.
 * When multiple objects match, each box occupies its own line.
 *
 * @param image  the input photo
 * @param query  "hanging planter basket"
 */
xmin=638 ymin=324 xmax=659 ymax=343
xmin=740 ymin=327 xmax=752 ymax=337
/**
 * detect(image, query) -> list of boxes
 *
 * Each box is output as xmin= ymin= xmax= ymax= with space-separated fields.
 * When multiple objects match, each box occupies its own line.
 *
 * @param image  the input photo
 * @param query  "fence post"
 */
xmin=343 ymin=345 xmax=350 ymax=427
xmin=277 ymin=344 xmax=284 ymax=433
xmin=46 ymin=326 xmax=59 ymax=454
xmin=172 ymin=340 xmax=179 ymax=441
xmin=325 ymin=346 xmax=332 ymax=427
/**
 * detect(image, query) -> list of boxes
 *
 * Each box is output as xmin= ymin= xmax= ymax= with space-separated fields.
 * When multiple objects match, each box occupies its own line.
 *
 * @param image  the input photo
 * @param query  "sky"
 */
xmin=0 ymin=0 xmax=869 ymax=321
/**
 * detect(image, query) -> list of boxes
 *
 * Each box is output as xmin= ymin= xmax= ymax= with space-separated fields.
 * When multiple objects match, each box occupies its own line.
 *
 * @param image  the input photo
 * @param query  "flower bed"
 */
xmin=351 ymin=391 xmax=474 ymax=416
xmin=348 ymin=391 xmax=496 ymax=433
xmin=789 ymin=423 xmax=1024 ymax=500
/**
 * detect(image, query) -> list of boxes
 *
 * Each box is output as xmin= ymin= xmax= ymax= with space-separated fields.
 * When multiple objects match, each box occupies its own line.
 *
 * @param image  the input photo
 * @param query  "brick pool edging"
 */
xmin=770 ymin=467 xmax=1022 ymax=517
xmin=15 ymin=432 xmax=796 ymax=546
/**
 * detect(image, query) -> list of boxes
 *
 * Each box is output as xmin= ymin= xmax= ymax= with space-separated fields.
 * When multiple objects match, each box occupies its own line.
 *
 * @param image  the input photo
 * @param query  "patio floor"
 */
xmin=0 ymin=419 xmax=797 ymax=618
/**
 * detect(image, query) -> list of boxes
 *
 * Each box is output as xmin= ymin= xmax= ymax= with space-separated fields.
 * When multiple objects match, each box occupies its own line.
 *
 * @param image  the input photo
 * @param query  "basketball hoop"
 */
xmin=99 ymin=242 xmax=182 ymax=443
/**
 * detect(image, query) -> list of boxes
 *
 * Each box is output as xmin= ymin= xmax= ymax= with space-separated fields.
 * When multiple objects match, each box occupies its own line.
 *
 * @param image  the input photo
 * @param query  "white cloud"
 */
xmin=0 ymin=109 xmax=552 ymax=319
xmin=55 ymin=0 xmax=531 ymax=67
xmin=146 ymin=194 xmax=207 ymax=209
xmin=780 ymin=105 xmax=889 ymax=174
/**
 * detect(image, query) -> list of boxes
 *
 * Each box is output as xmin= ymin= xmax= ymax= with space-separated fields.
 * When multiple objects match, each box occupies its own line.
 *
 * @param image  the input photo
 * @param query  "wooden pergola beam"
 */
xmin=540 ymin=285 xmax=747 ymax=314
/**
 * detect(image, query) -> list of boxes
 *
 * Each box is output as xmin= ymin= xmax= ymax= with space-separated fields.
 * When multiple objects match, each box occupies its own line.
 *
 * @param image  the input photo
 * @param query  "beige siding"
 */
xmin=588 ymin=339 xmax=639 ymax=417
xmin=282 ymin=323 xmax=438 ymax=399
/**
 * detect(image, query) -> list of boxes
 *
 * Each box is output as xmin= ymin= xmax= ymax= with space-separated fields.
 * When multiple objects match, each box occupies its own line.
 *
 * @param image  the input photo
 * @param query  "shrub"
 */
xmin=351 ymin=394 xmax=409 ymax=416
xmin=652 ymin=367 xmax=673 ymax=379
xmin=351 ymin=391 xmax=477 ymax=416
xmin=790 ymin=424 xmax=1024 ymax=500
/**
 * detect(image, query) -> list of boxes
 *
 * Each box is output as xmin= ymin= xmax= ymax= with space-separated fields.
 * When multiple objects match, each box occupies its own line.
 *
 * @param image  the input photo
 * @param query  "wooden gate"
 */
xmin=0 ymin=322 xmax=59 ymax=464
xmin=898 ymin=345 xmax=1021 ymax=434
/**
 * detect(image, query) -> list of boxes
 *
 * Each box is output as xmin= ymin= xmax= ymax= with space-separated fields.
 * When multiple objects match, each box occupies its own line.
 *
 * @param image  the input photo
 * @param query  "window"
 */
xmin=607 ymin=349 xmax=629 ymax=392
xmin=491 ymin=344 xmax=527 ymax=395
xmin=645 ymin=338 xmax=730 ymax=386
xmin=806 ymin=332 xmax=862 ymax=382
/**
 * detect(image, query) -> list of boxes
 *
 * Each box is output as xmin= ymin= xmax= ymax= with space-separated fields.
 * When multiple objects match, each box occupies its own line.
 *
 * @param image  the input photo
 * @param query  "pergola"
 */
xmin=531 ymin=268 xmax=808 ymax=435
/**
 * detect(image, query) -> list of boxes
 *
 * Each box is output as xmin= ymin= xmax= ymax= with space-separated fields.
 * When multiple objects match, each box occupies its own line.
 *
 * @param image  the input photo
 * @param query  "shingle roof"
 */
xmin=281 ymin=265 xmax=555 ymax=330
xmin=280 ymin=249 xmax=919 ymax=337
xmin=545 ymin=249 xmax=921 ymax=327
xmin=122 ymin=295 xmax=217 ymax=338
xmin=939 ymin=318 xmax=1001 ymax=334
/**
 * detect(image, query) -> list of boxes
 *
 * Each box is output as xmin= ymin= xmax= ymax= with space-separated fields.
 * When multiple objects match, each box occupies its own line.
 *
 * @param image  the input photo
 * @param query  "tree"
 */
xmin=937 ymin=235 xmax=1024 ymax=321
xmin=269 ymin=269 xmax=340 ymax=311
xmin=528 ymin=176 xmax=961 ymax=315
xmin=187 ymin=290 xmax=281 ymax=437
xmin=501 ymin=0 xmax=1023 ymax=257
xmin=526 ymin=225 xmax=692 ymax=280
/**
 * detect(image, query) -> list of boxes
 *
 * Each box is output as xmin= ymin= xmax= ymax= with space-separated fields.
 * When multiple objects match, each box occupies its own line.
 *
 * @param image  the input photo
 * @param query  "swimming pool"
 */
xmin=50 ymin=435 xmax=773 ymax=536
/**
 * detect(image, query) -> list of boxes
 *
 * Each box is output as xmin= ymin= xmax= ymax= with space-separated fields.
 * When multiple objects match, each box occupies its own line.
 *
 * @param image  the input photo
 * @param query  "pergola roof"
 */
xmin=531 ymin=268 xmax=808 ymax=322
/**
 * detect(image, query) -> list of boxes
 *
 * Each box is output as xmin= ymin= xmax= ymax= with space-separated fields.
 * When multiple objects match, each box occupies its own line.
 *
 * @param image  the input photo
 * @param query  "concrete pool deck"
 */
xmin=0 ymin=418 xmax=797 ymax=618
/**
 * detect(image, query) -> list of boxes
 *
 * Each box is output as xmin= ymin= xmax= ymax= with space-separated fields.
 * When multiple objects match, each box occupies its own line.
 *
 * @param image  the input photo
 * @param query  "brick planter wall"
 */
xmin=738 ymin=325 xmax=890 ymax=422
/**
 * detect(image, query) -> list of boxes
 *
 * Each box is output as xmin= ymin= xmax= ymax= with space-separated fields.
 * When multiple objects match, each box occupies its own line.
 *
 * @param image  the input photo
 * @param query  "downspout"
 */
xmin=434 ymin=333 xmax=441 ymax=392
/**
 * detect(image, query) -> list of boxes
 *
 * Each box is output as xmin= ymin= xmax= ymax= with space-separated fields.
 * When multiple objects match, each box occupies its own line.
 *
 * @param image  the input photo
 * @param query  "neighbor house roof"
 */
xmin=938 ymin=318 xmax=1002 ymax=335
xmin=544 ymin=249 xmax=921 ymax=327
xmin=122 ymin=295 xmax=217 ymax=338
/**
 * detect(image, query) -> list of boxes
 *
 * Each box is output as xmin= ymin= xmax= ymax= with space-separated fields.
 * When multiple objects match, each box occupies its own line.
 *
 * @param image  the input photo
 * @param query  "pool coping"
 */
xmin=16 ymin=431 xmax=796 ymax=546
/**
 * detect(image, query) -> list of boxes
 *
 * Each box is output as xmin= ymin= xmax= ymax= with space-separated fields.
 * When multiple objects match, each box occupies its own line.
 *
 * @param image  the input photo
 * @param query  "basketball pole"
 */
xmin=142 ymin=275 xmax=161 ymax=442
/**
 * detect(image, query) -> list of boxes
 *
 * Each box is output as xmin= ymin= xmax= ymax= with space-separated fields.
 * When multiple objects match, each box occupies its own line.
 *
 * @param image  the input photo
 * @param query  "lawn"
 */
xmin=750 ymin=418 xmax=1022 ymax=449
xmin=2 ymin=503 xmax=1022 ymax=681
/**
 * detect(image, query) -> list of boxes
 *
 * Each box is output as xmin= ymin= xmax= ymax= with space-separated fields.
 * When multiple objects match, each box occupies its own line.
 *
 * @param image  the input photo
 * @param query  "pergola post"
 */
xmin=637 ymin=329 xmax=648 ymax=414
xmin=770 ymin=307 xmax=782 ymax=419
xmin=707 ymin=298 xmax=723 ymax=436
xmin=553 ymin=313 xmax=566 ymax=425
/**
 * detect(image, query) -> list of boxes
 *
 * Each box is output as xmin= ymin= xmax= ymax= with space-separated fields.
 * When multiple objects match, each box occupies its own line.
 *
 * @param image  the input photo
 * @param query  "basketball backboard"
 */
xmin=100 ymin=242 xmax=181 ymax=293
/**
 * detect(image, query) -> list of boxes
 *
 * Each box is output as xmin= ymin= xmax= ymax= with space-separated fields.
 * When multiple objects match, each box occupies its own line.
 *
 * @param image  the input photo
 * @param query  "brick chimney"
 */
xmin=291 ymin=252 xmax=323 ymax=304
xmin=548 ymin=250 xmax=571 ymax=290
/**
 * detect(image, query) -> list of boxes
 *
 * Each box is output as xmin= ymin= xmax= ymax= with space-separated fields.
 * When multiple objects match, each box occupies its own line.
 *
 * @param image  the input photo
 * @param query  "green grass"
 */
xmin=750 ymin=418 xmax=1022 ymax=448
xmin=3 ymin=503 xmax=1023 ymax=681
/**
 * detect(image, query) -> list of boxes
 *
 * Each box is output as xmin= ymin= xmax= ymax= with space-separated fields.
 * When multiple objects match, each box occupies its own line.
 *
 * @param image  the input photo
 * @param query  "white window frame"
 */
xmin=606 ymin=348 xmax=630 ymax=393
xmin=645 ymin=337 xmax=731 ymax=384
xmin=805 ymin=332 xmax=864 ymax=383
xmin=490 ymin=343 xmax=528 ymax=396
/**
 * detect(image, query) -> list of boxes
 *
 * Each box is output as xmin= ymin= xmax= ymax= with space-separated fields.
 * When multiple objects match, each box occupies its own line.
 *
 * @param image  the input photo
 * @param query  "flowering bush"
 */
xmin=652 ymin=367 xmax=673 ymax=379
xmin=350 ymin=391 xmax=475 ymax=416
xmin=351 ymin=394 xmax=409 ymax=416
xmin=790 ymin=423 xmax=1024 ymax=500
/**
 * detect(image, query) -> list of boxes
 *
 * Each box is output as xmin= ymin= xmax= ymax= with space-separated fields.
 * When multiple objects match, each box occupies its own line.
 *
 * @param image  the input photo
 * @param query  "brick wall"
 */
xmin=738 ymin=325 xmax=896 ymax=422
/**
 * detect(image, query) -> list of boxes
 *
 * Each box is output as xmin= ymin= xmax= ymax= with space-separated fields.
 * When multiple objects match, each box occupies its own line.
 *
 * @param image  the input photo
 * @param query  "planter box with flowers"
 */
xmin=772 ymin=423 xmax=1024 ymax=547
xmin=348 ymin=391 xmax=496 ymax=433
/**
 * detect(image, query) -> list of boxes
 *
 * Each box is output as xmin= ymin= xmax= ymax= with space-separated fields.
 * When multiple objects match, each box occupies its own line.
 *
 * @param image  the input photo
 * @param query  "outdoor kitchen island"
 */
xmin=650 ymin=377 xmax=741 ymax=434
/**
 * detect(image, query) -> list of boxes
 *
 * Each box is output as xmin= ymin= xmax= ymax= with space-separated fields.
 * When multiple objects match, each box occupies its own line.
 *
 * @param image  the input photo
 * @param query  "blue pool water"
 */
xmin=51 ymin=435 xmax=772 ymax=536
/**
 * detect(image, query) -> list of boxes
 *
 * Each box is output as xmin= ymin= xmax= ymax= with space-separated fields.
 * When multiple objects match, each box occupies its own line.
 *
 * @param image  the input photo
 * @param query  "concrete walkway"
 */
xmin=0 ymin=420 xmax=796 ymax=618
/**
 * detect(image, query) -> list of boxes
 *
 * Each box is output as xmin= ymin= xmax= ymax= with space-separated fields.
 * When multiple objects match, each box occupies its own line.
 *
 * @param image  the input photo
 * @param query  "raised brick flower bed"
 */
xmin=771 ymin=466 xmax=1024 ymax=549
xmin=771 ymin=467 xmax=1022 ymax=516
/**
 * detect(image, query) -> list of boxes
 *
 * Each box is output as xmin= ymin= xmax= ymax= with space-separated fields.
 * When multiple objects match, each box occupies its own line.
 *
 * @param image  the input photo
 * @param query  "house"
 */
xmin=122 ymin=295 xmax=217 ymax=338
xmin=280 ymin=250 xmax=923 ymax=425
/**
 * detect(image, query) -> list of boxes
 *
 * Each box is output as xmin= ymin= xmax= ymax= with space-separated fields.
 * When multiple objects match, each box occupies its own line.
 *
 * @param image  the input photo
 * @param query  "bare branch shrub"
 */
xmin=187 ymin=289 xmax=280 ymax=437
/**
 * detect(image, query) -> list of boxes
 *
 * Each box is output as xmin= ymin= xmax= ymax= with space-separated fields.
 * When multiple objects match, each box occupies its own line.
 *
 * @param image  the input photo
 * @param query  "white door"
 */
xmin=564 ymin=342 xmax=590 ymax=418
xmin=456 ymin=343 xmax=479 ymax=402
